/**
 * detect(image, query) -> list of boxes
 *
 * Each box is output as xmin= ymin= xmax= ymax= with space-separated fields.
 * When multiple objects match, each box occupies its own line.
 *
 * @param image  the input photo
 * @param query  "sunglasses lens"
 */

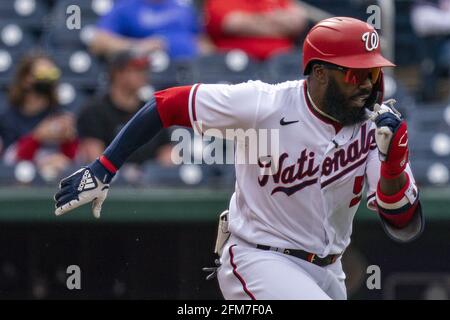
xmin=370 ymin=67 xmax=381 ymax=84
xmin=343 ymin=70 xmax=359 ymax=85
xmin=344 ymin=68 xmax=381 ymax=85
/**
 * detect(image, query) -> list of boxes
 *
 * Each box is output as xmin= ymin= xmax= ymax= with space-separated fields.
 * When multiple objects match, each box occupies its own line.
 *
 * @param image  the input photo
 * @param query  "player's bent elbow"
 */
xmin=377 ymin=200 xmax=425 ymax=243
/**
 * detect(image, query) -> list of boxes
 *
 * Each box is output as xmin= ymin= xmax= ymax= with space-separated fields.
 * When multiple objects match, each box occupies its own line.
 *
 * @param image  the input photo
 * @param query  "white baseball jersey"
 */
xmin=187 ymin=79 xmax=415 ymax=257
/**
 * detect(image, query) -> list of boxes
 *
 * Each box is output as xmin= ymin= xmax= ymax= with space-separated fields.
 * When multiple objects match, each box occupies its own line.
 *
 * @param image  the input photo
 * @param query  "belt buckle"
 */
xmin=307 ymin=253 xmax=316 ymax=263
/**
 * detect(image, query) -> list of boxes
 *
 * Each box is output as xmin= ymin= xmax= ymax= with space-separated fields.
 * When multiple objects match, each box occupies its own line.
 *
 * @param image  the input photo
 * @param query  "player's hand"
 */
xmin=369 ymin=100 xmax=409 ymax=178
xmin=54 ymin=159 xmax=115 ymax=218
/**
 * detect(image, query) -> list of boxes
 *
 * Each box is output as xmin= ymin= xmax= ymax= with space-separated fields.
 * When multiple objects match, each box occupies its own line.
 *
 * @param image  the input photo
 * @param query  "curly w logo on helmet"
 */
xmin=362 ymin=30 xmax=380 ymax=52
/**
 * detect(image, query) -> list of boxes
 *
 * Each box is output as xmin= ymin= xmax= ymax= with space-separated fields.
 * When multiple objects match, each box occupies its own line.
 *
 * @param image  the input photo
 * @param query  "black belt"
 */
xmin=256 ymin=244 xmax=340 ymax=267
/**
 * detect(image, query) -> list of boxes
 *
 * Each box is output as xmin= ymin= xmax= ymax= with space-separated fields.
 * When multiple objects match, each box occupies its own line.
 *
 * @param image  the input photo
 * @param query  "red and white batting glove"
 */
xmin=369 ymin=101 xmax=409 ymax=179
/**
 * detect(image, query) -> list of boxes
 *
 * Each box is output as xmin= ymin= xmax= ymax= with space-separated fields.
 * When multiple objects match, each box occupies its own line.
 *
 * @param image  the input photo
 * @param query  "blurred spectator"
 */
xmin=90 ymin=0 xmax=214 ymax=60
xmin=0 ymin=52 xmax=78 ymax=177
xmin=411 ymin=0 xmax=450 ymax=101
xmin=77 ymin=50 xmax=172 ymax=166
xmin=204 ymin=0 xmax=308 ymax=60
xmin=411 ymin=0 xmax=450 ymax=37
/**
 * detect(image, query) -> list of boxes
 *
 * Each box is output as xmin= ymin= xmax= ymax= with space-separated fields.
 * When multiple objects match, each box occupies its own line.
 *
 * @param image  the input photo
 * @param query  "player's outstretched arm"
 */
xmin=54 ymin=97 xmax=164 ymax=217
xmin=54 ymin=85 xmax=193 ymax=217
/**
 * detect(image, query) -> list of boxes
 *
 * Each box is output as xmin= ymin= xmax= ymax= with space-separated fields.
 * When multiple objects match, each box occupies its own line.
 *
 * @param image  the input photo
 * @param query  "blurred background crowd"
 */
xmin=0 ymin=0 xmax=449 ymax=189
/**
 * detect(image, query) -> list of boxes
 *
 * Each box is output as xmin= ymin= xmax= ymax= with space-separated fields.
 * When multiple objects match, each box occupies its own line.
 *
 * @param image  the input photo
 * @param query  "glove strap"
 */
xmin=90 ymin=157 xmax=116 ymax=184
xmin=99 ymin=155 xmax=118 ymax=174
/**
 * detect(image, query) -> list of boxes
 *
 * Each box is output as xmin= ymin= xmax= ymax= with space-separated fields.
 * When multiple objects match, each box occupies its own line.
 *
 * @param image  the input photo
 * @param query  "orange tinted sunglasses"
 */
xmin=322 ymin=63 xmax=381 ymax=85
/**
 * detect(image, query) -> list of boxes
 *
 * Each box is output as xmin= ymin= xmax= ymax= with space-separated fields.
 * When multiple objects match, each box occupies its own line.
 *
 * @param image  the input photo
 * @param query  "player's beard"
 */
xmin=323 ymin=78 xmax=369 ymax=126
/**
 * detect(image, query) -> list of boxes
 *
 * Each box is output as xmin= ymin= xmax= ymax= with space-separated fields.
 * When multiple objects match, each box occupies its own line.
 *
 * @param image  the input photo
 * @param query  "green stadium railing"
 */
xmin=0 ymin=187 xmax=449 ymax=223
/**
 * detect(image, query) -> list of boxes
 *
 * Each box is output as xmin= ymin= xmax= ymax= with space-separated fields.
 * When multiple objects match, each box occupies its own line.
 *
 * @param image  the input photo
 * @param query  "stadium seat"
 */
xmin=44 ymin=20 xmax=98 ymax=50
xmin=192 ymin=51 xmax=261 ymax=84
xmin=203 ymin=164 xmax=236 ymax=188
xmin=382 ymin=74 xmax=416 ymax=119
xmin=140 ymin=162 xmax=207 ymax=187
xmin=395 ymin=1 xmax=422 ymax=66
xmin=408 ymin=103 xmax=450 ymax=132
xmin=0 ymin=89 xmax=8 ymax=114
xmin=57 ymin=82 xmax=88 ymax=114
xmin=50 ymin=50 xmax=102 ymax=89
xmin=0 ymin=163 xmax=21 ymax=185
xmin=409 ymin=158 xmax=450 ymax=186
xmin=409 ymin=131 xmax=450 ymax=160
xmin=45 ymin=0 xmax=115 ymax=49
xmin=437 ymin=39 xmax=450 ymax=72
xmin=0 ymin=23 xmax=36 ymax=51
xmin=0 ymin=0 xmax=48 ymax=30
xmin=0 ymin=48 xmax=17 ymax=88
xmin=148 ymin=51 xmax=194 ymax=90
xmin=264 ymin=50 xmax=303 ymax=84
xmin=53 ymin=0 xmax=115 ymax=19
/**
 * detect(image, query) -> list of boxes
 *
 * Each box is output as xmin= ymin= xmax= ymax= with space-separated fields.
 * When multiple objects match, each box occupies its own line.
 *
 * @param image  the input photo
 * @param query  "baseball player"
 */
xmin=54 ymin=17 xmax=424 ymax=300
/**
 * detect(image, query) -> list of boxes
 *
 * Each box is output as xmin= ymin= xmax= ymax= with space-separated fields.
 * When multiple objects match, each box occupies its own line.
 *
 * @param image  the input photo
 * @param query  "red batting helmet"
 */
xmin=302 ymin=17 xmax=395 ymax=74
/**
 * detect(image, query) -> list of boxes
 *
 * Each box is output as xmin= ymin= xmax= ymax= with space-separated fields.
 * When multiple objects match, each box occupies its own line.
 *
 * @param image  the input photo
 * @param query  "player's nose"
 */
xmin=358 ymin=77 xmax=373 ymax=92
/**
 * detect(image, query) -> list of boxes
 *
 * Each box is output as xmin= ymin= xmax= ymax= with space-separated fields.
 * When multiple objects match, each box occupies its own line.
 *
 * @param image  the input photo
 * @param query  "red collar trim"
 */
xmin=303 ymin=82 xmax=343 ymax=133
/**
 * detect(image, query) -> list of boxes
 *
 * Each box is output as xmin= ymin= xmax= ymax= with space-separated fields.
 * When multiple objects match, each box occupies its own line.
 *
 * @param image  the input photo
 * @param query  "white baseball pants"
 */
xmin=217 ymin=235 xmax=347 ymax=300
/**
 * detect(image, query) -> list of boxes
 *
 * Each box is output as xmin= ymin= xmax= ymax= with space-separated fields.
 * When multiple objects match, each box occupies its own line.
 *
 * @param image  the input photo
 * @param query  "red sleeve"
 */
xmin=60 ymin=139 xmax=79 ymax=160
xmin=16 ymin=134 xmax=40 ymax=160
xmin=155 ymin=86 xmax=193 ymax=128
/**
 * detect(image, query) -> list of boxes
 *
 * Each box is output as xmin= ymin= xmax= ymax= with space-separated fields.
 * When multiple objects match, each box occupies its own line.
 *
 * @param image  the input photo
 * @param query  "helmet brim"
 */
xmin=304 ymin=54 xmax=395 ymax=75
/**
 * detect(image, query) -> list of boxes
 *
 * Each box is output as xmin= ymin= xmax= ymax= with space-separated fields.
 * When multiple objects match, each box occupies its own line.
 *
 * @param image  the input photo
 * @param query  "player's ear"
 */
xmin=311 ymin=64 xmax=328 ymax=85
